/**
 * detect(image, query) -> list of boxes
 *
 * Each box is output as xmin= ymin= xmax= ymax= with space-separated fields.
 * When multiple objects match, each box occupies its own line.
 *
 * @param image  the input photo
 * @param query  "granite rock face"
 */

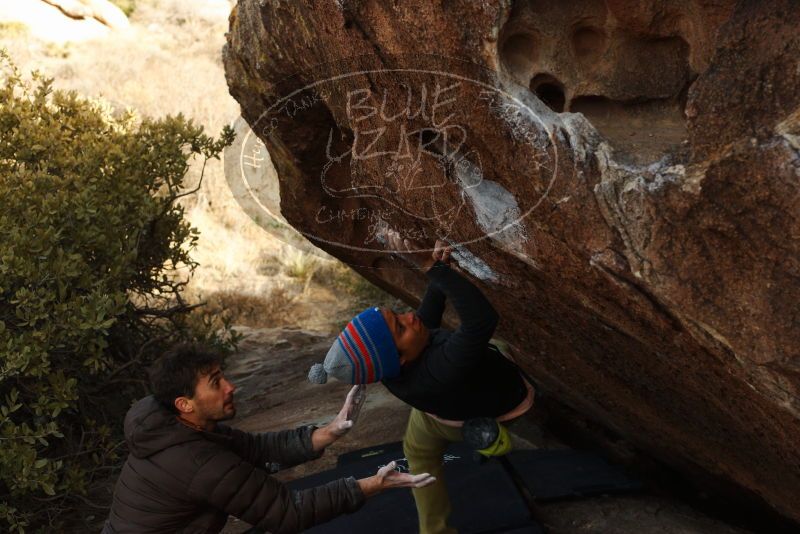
xmin=223 ymin=0 xmax=800 ymax=522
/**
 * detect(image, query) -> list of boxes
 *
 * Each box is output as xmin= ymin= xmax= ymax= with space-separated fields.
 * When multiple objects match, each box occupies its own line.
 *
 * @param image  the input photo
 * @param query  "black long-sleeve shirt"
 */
xmin=382 ymin=262 xmax=527 ymax=421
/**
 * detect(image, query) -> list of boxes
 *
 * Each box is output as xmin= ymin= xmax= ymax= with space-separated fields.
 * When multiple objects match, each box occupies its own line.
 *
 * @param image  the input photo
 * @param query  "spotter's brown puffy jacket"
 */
xmin=102 ymin=396 xmax=364 ymax=533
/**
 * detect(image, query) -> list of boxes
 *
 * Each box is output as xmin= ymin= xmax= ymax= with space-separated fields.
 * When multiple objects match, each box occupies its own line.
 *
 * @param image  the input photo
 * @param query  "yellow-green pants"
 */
xmin=403 ymin=408 xmax=464 ymax=534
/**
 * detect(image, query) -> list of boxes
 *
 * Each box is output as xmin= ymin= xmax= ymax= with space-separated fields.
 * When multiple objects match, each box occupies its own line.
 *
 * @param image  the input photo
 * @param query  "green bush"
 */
xmin=0 ymin=52 xmax=235 ymax=532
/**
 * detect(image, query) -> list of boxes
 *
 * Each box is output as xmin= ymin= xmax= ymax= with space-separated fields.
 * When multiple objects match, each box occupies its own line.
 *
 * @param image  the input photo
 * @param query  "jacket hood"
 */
xmin=124 ymin=395 xmax=204 ymax=459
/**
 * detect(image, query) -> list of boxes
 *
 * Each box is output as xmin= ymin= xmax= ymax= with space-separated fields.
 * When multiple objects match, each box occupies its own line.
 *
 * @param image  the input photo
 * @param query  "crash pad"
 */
xmin=289 ymin=441 xmax=542 ymax=533
xmin=505 ymin=448 xmax=644 ymax=501
xmin=285 ymin=442 xmax=643 ymax=532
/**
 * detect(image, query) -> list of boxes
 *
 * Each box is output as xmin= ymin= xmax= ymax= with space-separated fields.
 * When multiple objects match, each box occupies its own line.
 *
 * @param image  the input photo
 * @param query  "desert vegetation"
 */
xmin=0 ymin=51 xmax=239 ymax=530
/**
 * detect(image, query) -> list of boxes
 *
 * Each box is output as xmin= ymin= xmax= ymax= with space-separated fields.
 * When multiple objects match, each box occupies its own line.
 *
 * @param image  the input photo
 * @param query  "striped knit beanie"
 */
xmin=308 ymin=307 xmax=400 ymax=384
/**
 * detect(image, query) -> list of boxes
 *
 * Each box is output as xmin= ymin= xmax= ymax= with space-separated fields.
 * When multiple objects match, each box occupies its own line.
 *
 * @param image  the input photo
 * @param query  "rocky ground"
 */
xmin=220 ymin=326 xmax=752 ymax=534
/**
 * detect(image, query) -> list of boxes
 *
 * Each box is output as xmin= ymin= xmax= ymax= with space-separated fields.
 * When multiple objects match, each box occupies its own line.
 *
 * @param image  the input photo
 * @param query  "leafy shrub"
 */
xmin=0 ymin=52 xmax=235 ymax=532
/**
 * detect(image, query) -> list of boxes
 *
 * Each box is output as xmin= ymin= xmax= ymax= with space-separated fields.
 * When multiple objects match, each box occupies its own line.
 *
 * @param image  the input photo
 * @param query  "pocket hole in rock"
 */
xmin=572 ymin=26 xmax=606 ymax=58
xmin=530 ymin=73 xmax=566 ymax=113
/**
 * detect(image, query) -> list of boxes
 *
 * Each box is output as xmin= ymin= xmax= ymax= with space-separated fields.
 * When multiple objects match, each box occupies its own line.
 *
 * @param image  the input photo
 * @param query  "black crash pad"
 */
xmin=289 ymin=441 xmax=543 ymax=534
xmin=505 ymin=448 xmax=644 ymax=502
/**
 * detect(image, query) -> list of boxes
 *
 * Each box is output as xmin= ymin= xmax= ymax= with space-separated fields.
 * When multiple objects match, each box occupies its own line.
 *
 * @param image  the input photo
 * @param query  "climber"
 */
xmin=308 ymin=231 xmax=535 ymax=534
xmin=102 ymin=342 xmax=435 ymax=534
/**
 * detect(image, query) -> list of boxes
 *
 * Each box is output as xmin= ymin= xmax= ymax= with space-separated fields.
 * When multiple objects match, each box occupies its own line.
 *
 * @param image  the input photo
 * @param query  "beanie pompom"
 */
xmin=308 ymin=363 xmax=328 ymax=384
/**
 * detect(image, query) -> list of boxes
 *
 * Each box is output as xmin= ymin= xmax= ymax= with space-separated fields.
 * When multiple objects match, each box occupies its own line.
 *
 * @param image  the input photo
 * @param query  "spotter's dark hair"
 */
xmin=148 ymin=342 xmax=223 ymax=414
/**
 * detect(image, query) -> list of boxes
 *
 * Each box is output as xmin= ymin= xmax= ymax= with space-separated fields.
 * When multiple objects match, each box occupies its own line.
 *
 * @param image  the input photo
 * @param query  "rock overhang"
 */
xmin=223 ymin=0 xmax=800 ymax=524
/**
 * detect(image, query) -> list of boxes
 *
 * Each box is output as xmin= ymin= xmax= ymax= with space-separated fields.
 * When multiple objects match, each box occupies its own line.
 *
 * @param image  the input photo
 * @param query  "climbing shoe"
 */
xmin=463 ymin=417 xmax=512 ymax=457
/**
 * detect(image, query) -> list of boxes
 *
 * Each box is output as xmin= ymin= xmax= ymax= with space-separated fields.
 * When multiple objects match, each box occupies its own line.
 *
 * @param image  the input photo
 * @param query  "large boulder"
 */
xmin=223 ymin=0 xmax=800 ymax=523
